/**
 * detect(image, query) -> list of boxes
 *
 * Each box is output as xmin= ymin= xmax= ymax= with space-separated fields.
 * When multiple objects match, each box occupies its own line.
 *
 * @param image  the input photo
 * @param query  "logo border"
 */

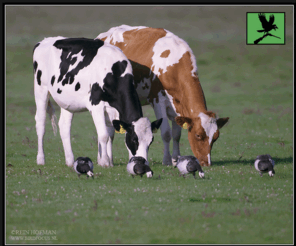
xmin=246 ymin=12 xmax=286 ymax=45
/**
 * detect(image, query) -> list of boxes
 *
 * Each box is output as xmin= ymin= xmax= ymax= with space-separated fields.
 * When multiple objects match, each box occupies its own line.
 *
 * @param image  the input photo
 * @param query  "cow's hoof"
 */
xmin=162 ymin=155 xmax=173 ymax=166
xmin=37 ymin=155 xmax=45 ymax=165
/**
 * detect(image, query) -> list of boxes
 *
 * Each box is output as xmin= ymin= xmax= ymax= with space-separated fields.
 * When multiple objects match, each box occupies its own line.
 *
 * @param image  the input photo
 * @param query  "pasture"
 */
xmin=5 ymin=5 xmax=293 ymax=244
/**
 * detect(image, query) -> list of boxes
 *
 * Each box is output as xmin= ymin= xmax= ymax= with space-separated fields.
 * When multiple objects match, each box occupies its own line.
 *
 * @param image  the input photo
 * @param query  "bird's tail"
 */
xmin=257 ymin=30 xmax=265 ymax=32
xmin=46 ymin=99 xmax=57 ymax=136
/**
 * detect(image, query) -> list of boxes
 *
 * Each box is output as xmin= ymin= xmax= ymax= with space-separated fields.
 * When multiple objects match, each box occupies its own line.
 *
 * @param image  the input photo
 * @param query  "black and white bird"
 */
xmin=73 ymin=157 xmax=94 ymax=178
xmin=254 ymin=154 xmax=275 ymax=177
xmin=127 ymin=156 xmax=153 ymax=178
xmin=173 ymin=155 xmax=205 ymax=179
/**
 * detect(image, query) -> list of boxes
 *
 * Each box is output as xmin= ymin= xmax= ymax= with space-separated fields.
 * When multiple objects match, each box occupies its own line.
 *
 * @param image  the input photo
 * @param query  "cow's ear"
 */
xmin=175 ymin=116 xmax=192 ymax=130
xmin=216 ymin=117 xmax=229 ymax=129
xmin=112 ymin=120 xmax=131 ymax=134
xmin=151 ymin=118 xmax=163 ymax=133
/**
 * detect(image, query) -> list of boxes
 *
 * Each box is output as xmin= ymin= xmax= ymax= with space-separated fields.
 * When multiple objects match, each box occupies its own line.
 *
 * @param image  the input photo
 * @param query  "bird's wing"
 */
xmin=133 ymin=164 xmax=145 ymax=175
xmin=258 ymin=13 xmax=269 ymax=29
xmin=77 ymin=163 xmax=91 ymax=173
xmin=186 ymin=161 xmax=198 ymax=173
xmin=258 ymin=161 xmax=271 ymax=172
xmin=269 ymin=14 xmax=275 ymax=25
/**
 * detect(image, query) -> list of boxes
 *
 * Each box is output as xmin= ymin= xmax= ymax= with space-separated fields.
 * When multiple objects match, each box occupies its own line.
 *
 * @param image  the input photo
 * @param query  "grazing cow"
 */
xmin=96 ymin=25 xmax=229 ymax=166
xmin=33 ymin=36 xmax=162 ymax=167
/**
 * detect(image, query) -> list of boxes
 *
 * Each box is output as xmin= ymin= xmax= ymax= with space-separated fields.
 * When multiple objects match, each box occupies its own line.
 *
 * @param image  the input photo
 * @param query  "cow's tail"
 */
xmin=46 ymin=100 xmax=57 ymax=136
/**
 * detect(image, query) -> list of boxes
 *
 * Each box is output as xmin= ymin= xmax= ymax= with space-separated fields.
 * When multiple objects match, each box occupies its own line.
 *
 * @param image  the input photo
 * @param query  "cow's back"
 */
xmin=97 ymin=25 xmax=199 ymax=108
xmin=33 ymin=36 xmax=133 ymax=112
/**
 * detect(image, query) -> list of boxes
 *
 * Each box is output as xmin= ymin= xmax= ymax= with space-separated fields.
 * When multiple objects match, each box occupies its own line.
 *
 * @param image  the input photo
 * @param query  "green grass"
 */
xmin=6 ymin=5 xmax=293 ymax=244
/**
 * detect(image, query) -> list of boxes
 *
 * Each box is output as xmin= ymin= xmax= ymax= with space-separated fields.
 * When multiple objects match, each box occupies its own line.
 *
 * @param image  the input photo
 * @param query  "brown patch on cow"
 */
xmin=160 ymin=49 xmax=170 ymax=58
xmin=205 ymin=111 xmax=216 ymax=118
xmin=159 ymin=51 xmax=207 ymax=116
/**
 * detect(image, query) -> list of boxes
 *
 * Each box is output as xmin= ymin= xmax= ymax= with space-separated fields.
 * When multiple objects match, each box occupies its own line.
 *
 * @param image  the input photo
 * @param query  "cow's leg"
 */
xmin=91 ymin=106 xmax=111 ymax=167
xmin=171 ymin=120 xmax=181 ymax=165
xmin=106 ymin=126 xmax=115 ymax=167
xmin=35 ymin=88 xmax=50 ymax=165
xmin=58 ymin=108 xmax=74 ymax=166
xmin=152 ymin=101 xmax=172 ymax=166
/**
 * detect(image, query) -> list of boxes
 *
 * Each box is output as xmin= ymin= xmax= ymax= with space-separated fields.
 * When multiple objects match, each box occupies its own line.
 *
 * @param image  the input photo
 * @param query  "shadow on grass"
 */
xmin=212 ymin=156 xmax=293 ymax=166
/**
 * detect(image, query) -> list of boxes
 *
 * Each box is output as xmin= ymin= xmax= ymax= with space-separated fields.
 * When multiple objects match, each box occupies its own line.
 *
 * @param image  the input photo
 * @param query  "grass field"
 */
xmin=5 ymin=5 xmax=293 ymax=244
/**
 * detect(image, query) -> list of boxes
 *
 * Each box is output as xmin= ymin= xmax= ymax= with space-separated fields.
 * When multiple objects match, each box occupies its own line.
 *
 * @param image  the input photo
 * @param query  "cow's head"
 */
xmin=113 ymin=117 xmax=162 ymax=162
xmin=175 ymin=112 xmax=229 ymax=166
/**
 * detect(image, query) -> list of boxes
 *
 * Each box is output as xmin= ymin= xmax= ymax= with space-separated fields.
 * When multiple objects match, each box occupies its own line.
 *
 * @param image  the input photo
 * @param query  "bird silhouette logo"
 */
xmin=254 ymin=13 xmax=281 ymax=44
xmin=246 ymin=12 xmax=285 ymax=45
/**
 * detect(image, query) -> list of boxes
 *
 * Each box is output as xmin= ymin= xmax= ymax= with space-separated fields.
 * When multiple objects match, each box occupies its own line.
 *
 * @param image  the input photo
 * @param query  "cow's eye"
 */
xmin=195 ymin=134 xmax=201 ymax=140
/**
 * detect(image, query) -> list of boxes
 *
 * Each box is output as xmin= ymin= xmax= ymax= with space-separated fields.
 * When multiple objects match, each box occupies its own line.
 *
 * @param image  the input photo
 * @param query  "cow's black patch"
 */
xmin=113 ymin=120 xmax=139 ymax=155
xmin=75 ymin=82 xmax=80 ymax=91
xmin=33 ymin=61 xmax=38 ymax=73
xmin=125 ymin=126 xmax=139 ymax=156
xmin=51 ymin=75 xmax=55 ymax=86
xmin=111 ymin=60 xmax=128 ymax=78
xmin=37 ymin=70 xmax=42 ymax=85
xmin=90 ymin=83 xmax=106 ymax=106
xmin=89 ymin=60 xmax=142 ymax=124
xmin=57 ymin=88 xmax=62 ymax=94
xmin=53 ymin=38 xmax=104 ymax=86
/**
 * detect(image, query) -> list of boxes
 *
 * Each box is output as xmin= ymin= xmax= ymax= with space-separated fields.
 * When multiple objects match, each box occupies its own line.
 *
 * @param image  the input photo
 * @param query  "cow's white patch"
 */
xmin=199 ymin=172 xmax=205 ymax=178
xmin=207 ymin=153 xmax=211 ymax=165
xmin=96 ymin=25 xmax=147 ymax=45
xmin=268 ymin=171 xmax=274 ymax=177
xmin=68 ymin=50 xmax=84 ymax=72
xmin=199 ymin=112 xmax=218 ymax=145
xmin=151 ymin=30 xmax=197 ymax=79
xmin=164 ymin=90 xmax=180 ymax=120
xmin=132 ymin=117 xmax=153 ymax=160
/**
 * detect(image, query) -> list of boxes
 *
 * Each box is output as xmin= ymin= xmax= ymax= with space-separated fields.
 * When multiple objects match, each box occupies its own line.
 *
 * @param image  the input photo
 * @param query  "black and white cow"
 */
xmin=33 ymin=36 xmax=162 ymax=167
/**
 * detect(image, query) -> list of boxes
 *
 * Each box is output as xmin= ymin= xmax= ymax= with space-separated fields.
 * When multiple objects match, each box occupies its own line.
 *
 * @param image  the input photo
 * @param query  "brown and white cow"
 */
xmin=96 ymin=25 xmax=229 ymax=166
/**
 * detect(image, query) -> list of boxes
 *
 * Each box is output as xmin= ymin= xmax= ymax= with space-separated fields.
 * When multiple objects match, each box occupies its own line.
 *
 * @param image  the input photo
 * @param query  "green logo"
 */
xmin=246 ymin=12 xmax=285 ymax=45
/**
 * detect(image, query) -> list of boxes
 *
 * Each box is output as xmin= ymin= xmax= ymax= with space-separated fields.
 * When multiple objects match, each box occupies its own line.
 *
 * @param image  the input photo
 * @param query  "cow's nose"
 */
xmin=200 ymin=160 xmax=211 ymax=167
xmin=200 ymin=160 xmax=207 ymax=166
